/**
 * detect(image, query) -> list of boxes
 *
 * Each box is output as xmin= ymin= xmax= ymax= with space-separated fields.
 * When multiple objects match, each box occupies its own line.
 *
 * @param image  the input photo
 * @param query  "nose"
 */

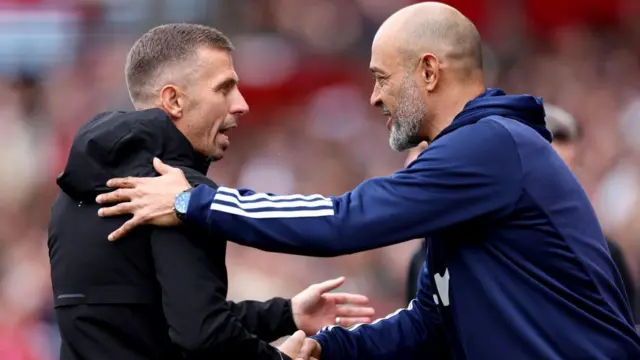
xmin=370 ymin=89 xmax=382 ymax=108
xmin=230 ymin=89 xmax=250 ymax=117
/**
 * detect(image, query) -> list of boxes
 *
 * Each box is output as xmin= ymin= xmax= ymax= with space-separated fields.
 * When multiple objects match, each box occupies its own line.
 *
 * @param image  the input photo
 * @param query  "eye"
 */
xmin=375 ymin=75 xmax=388 ymax=86
xmin=220 ymin=83 xmax=235 ymax=95
xmin=215 ymin=79 xmax=237 ymax=95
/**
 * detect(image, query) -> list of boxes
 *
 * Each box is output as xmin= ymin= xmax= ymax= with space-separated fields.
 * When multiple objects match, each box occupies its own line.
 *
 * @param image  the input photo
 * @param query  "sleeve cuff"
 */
xmin=282 ymin=299 xmax=299 ymax=334
xmin=311 ymin=331 xmax=332 ymax=359
xmin=278 ymin=349 xmax=292 ymax=360
xmin=184 ymin=184 xmax=217 ymax=230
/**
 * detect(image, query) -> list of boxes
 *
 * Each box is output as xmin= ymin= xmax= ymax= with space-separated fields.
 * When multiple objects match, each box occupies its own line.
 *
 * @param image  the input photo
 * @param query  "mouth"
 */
xmin=218 ymin=125 xmax=237 ymax=135
xmin=381 ymin=111 xmax=392 ymax=131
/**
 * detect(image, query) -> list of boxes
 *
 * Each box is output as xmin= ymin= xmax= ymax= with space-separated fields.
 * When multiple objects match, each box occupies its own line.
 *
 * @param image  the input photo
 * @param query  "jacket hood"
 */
xmin=435 ymin=88 xmax=551 ymax=142
xmin=57 ymin=108 xmax=210 ymax=201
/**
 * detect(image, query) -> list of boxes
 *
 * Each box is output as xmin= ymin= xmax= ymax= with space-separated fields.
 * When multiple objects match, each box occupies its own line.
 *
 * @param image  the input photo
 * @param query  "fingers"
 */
xmin=105 ymin=177 xmax=141 ymax=189
xmin=334 ymin=316 xmax=372 ymax=327
xmin=107 ymin=217 xmax=143 ymax=241
xmin=153 ymin=157 xmax=174 ymax=175
xmin=334 ymin=305 xmax=375 ymax=318
xmin=313 ymin=276 xmax=345 ymax=293
xmin=296 ymin=338 xmax=321 ymax=360
xmin=97 ymin=202 xmax=136 ymax=217
xmin=324 ymin=292 xmax=369 ymax=305
xmin=96 ymin=188 xmax=136 ymax=204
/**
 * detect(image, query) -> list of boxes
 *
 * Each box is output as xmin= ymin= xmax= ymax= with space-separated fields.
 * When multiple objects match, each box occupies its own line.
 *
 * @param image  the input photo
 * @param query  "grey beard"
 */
xmin=388 ymin=78 xmax=427 ymax=151
xmin=389 ymin=118 xmax=422 ymax=151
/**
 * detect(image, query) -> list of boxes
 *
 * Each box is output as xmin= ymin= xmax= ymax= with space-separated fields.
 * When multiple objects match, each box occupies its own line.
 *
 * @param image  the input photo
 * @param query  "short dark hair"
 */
xmin=544 ymin=104 xmax=581 ymax=143
xmin=125 ymin=23 xmax=234 ymax=105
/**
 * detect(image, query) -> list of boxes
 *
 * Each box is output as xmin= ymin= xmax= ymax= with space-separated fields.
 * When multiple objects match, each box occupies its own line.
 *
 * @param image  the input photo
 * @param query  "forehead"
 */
xmin=370 ymin=32 xmax=403 ymax=75
xmin=194 ymin=47 xmax=238 ymax=82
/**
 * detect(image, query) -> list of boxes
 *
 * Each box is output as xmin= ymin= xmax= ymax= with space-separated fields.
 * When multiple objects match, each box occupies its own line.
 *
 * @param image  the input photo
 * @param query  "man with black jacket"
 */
xmin=48 ymin=24 xmax=374 ymax=360
xmin=404 ymin=105 xmax=637 ymax=322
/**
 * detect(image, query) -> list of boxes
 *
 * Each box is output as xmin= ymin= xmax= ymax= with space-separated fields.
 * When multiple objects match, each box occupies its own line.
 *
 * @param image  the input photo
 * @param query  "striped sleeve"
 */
xmin=210 ymin=187 xmax=335 ymax=219
xmin=183 ymin=121 xmax=521 ymax=256
xmin=310 ymin=264 xmax=449 ymax=360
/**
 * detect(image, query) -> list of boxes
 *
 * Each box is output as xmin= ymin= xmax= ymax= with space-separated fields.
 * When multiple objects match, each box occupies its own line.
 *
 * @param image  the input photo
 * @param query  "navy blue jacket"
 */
xmin=185 ymin=89 xmax=640 ymax=359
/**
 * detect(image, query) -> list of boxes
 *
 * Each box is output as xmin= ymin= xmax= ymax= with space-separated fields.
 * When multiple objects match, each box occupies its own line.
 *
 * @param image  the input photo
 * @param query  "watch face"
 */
xmin=175 ymin=191 xmax=191 ymax=214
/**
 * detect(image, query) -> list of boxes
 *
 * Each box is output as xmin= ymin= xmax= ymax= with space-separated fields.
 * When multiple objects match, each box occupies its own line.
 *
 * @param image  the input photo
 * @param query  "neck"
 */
xmin=424 ymin=82 xmax=485 ymax=142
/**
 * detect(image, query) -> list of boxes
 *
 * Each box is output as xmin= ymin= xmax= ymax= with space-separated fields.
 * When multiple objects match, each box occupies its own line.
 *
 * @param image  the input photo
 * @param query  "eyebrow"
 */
xmin=214 ymin=77 xmax=238 ymax=91
xmin=370 ymin=66 xmax=387 ymax=75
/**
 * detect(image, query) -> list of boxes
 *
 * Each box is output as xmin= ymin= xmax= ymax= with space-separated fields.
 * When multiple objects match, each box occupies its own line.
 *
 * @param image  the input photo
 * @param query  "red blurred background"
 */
xmin=0 ymin=0 xmax=638 ymax=358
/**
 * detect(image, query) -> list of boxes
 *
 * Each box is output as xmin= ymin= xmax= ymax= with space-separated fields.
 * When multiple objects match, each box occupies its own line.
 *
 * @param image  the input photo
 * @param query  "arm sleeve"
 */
xmin=151 ymin=227 xmax=290 ymax=359
xmin=227 ymin=299 xmax=298 ymax=342
xmin=309 ymin=263 xmax=449 ymax=360
xmin=406 ymin=242 xmax=426 ymax=304
xmin=184 ymin=120 xmax=522 ymax=256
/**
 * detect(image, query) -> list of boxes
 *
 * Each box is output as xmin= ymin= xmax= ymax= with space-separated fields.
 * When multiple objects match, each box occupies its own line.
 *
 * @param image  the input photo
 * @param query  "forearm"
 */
xmin=184 ymin=182 xmax=424 ymax=257
xmin=228 ymin=298 xmax=298 ymax=342
xmin=184 ymin=185 xmax=347 ymax=256
xmin=151 ymin=228 xmax=289 ymax=359
xmin=311 ymin=300 xmax=446 ymax=360
xmin=171 ymin=312 xmax=289 ymax=359
xmin=184 ymin=122 xmax=521 ymax=257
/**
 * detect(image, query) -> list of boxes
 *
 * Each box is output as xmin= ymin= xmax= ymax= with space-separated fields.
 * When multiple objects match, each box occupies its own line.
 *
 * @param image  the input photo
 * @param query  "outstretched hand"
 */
xmin=96 ymin=158 xmax=191 ymax=241
xmin=292 ymin=276 xmax=374 ymax=335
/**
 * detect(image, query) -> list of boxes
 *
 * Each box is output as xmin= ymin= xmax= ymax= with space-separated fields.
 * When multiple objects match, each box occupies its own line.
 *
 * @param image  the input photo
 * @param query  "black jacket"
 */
xmin=406 ymin=238 xmax=637 ymax=323
xmin=48 ymin=108 xmax=297 ymax=360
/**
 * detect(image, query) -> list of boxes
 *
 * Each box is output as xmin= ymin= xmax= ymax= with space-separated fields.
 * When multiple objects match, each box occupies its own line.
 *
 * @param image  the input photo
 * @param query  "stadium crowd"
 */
xmin=0 ymin=0 xmax=638 ymax=358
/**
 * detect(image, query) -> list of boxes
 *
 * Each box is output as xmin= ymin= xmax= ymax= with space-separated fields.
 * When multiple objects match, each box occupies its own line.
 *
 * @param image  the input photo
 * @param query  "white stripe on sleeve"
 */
xmin=318 ymin=300 xmax=416 ymax=334
xmin=211 ymin=186 xmax=335 ymax=218
xmin=217 ymin=186 xmax=331 ymax=202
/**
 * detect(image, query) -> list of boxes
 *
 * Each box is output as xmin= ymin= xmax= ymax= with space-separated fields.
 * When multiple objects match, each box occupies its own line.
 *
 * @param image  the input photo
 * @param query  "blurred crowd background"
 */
xmin=1 ymin=0 xmax=640 ymax=358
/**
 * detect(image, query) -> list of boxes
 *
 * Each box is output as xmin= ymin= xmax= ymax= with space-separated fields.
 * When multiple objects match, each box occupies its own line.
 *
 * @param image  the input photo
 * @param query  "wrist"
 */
xmin=290 ymin=296 xmax=302 ymax=330
xmin=183 ymin=184 xmax=216 ymax=227
xmin=173 ymin=187 xmax=194 ymax=221
xmin=310 ymin=334 xmax=327 ymax=359
xmin=277 ymin=298 xmax=298 ymax=336
xmin=278 ymin=349 xmax=293 ymax=360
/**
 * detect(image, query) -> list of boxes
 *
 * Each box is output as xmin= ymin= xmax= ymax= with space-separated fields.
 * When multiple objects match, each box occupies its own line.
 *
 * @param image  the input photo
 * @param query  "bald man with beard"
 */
xmin=95 ymin=2 xmax=640 ymax=359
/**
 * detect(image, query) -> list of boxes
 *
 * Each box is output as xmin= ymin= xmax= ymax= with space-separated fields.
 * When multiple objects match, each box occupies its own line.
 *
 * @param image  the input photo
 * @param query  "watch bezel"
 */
xmin=174 ymin=187 xmax=194 ymax=220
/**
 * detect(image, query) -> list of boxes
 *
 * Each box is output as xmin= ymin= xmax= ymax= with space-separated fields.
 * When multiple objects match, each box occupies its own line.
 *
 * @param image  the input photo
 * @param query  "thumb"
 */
xmin=153 ymin=157 xmax=173 ymax=175
xmin=314 ymin=276 xmax=345 ymax=294
xmin=285 ymin=330 xmax=306 ymax=349
xmin=279 ymin=330 xmax=307 ymax=358
xmin=289 ymin=330 xmax=306 ymax=343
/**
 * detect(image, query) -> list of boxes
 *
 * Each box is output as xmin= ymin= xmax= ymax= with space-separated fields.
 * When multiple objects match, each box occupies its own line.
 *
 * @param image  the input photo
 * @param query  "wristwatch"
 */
xmin=174 ymin=188 xmax=194 ymax=221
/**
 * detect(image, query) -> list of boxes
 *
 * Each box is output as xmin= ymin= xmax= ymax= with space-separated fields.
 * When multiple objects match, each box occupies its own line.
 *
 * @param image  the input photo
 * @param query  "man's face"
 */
xmin=369 ymin=37 xmax=427 ymax=151
xmin=173 ymin=47 xmax=249 ymax=160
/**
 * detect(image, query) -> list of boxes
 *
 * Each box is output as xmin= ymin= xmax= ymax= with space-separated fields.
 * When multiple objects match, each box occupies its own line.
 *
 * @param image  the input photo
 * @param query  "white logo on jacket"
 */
xmin=433 ymin=268 xmax=450 ymax=306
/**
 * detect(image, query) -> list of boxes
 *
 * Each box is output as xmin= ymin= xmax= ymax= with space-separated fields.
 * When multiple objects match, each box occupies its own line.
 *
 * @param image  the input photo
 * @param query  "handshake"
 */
xmin=278 ymin=331 xmax=321 ymax=360
xmin=278 ymin=276 xmax=376 ymax=359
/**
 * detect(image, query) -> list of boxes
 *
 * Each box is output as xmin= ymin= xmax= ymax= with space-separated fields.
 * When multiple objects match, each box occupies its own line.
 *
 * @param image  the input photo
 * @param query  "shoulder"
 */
xmin=182 ymin=168 xmax=218 ymax=189
xmin=417 ymin=119 xmax=519 ymax=168
xmin=431 ymin=118 xmax=515 ymax=152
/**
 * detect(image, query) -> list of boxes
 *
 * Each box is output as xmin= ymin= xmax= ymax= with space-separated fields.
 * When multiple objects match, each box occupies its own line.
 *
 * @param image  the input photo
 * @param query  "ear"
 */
xmin=159 ymin=84 xmax=184 ymax=119
xmin=420 ymin=53 xmax=440 ymax=92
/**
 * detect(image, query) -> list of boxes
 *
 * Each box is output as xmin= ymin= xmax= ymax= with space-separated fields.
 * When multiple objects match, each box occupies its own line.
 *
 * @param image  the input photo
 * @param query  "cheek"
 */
xmin=385 ymin=84 xmax=403 ymax=103
xmin=199 ymin=100 xmax=227 ymax=130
